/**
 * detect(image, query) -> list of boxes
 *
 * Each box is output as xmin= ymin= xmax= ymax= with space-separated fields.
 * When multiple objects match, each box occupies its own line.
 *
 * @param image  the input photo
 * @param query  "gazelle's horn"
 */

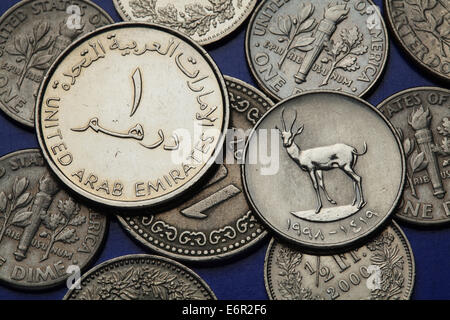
xmin=290 ymin=110 xmax=297 ymax=133
xmin=281 ymin=108 xmax=287 ymax=131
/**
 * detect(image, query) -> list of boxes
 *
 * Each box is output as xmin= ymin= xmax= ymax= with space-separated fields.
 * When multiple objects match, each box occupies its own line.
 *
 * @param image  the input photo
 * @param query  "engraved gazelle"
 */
xmin=276 ymin=109 xmax=367 ymax=219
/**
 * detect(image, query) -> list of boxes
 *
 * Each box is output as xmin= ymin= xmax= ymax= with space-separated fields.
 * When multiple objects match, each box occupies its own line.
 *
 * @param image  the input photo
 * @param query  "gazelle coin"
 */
xmin=242 ymin=91 xmax=405 ymax=250
xmin=36 ymin=23 xmax=229 ymax=209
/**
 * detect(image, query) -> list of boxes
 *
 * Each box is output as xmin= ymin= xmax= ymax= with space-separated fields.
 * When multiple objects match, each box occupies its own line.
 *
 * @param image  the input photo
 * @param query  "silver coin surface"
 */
xmin=113 ymin=0 xmax=258 ymax=45
xmin=64 ymin=254 xmax=217 ymax=300
xmin=242 ymin=91 xmax=405 ymax=250
xmin=35 ymin=23 xmax=229 ymax=209
xmin=378 ymin=87 xmax=450 ymax=226
xmin=0 ymin=0 xmax=113 ymax=128
xmin=384 ymin=0 xmax=450 ymax=82
xmin=264 ymin=221 xmax=415 ymax=300
xmin=0 ymin=149 xmax=108 ymax=290
xmin=245 ymin=0 xmax=388 ymax=101
xmin=117 ymin=76 xmax=272 ymax=262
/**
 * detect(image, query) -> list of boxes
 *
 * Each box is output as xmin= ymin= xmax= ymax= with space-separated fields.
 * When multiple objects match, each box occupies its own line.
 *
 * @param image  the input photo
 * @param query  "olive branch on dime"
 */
xmin=39 ymin=198 xmax=85 ymax=262
xmin=0 ymin=177 xmax=33 ymax=244
xmin=6 ymin=21 xmax=54 ymax=88
xmin=268 ymin=2 xmax=317 ymax=68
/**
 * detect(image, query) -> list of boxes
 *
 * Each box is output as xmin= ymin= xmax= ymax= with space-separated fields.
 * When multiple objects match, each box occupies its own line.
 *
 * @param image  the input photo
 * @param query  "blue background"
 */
xmin=0 ymin=0 xmax=448 ymax=300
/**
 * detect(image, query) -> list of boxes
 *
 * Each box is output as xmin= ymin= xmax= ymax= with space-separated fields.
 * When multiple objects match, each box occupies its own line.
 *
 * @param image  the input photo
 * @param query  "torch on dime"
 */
xmin=245 ymin=0 xmax=388 ymax=101
xmin=378 ymin=87 xmax=450 ymax=226
xmin=0 ymin=149 xmax=107 ymax=290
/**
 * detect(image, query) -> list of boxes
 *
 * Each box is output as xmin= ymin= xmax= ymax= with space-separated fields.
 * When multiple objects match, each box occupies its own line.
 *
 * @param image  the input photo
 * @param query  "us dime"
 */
xmin=117 ymin=76 xmax=272 ymax=262
xmin=36 ymin=23 xmax=229 ymax=209
xmin=0 ymin=149 xmax=107 ymax=290
xmin=0 ymin=0 xmax=113 ymax=128
xmin=378 ymin=87 xmax=450 ymax=226
xmin=245 ymin=0 xmax=388 ymax=101
xmin=264 ymin=221 xmax=415 ymax=300
xmin=384 ymin=0 xmax=450 ymax=82
xmin=112 ymin=0 xmax=258 ymax=45
xmin=242 ymin=91 xmax=405 ymax=250
xmin=63 ymin=254 xmax=217 ymax=300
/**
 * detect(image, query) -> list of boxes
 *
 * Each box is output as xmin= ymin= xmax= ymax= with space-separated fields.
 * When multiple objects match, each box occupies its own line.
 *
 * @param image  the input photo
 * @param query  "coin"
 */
xmin=112 ymin=0 xmax=258 ymax=45
xmin=117 ymin=76 xmax=272 ymax=262
xmin=384 ymin=0 xmax=450 ymax=82
xmin=242 ymin=91 xmax=405 ymax=250
xmin=378 ymin=87 xmax=450 ymax=226
xmin=245 ymin=0 xmax=388 ymax=101
xmin=264 ymin=221 xmax=415 ymax=300
xmin=63 ymin=254 xmax=217 ymax=300
xmin=36 ymin=23 xmax=229 ymax=209
xmin=0 ymin=149 xmax=107 ymax=290
xmin=0 ymin=0 xmax=113 ymax=128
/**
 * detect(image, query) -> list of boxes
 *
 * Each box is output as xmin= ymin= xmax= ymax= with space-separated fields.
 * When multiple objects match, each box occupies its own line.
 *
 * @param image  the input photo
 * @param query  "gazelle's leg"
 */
xmin=343 ymin=165 xmax=365 ymax=208
xmin=317 ymin=170 xmax=336 ymax=205
xmin=309 ymin=170 xmax=322 ymax=213
xmin=351 ymin=181 xmax=358 ymax=206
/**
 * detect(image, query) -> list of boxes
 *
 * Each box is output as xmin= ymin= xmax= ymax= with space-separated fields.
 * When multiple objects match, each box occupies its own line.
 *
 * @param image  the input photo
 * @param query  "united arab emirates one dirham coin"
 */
xmin=112 ymin=0 xmax=258 ymax=45
xmin=36 ymin=23 xmax=229 ymax=209
xmin=378 ymin=87 xmax=450 ymax=226
xmin=117 ymin=76 xmax=272 ymax=262
xmin=63 ymin=254 xmax=217 ymax=300
xmin=0 ymin=0 xmax=113 ymax=128
xmin=242 ymin=91 xmax=405 ymax=250
xmin=0 ymin=149 xmax=107 ymax=290
xmin=384 ymin=0 xmax=450 ymax=82
xmin=245 ymin=0 xmax=388 ymax=101
xmin=264 ymin=221 xmax=415 ymax=300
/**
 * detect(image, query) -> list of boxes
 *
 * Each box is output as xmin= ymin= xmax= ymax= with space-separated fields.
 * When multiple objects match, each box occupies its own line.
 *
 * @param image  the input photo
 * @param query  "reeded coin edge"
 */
xmin=241 ymin=90 xmax=406 ymax=250
xmin=113 ymin=0 xmax=258 ymax=45
xmin=0 ymin=148 xmax=109 ymax=291
xmin=115 ymin=76 xmax=272 ymax=263
xmin=245 ymin=0 xmax=390 ymax=102
xmin=377 ymin=86 xmax=450 ymax=227
xmin=35 ymin=22 xmax=230 ymax=209
xmin=264 ymin=220 xmax=415 ymax=300
xmin=63 ymin=254 xmax=217 ymax=300
xmin=0 ymin=0 xmax=114 ymax=128
xmin=383 ymin=0 xmax=450 ymax=83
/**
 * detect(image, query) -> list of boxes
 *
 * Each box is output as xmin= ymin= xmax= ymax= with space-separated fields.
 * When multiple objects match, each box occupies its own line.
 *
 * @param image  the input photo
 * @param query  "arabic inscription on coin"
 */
xmin=36 ymin=23 xmax=229 ymax=209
